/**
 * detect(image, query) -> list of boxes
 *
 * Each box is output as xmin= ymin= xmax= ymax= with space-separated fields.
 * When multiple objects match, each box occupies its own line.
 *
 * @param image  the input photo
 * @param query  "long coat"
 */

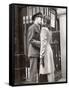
xmin=40 ymin=27 xmax=55 ymax=74
xmin=28 ymin=24 xmax=40 ymax=58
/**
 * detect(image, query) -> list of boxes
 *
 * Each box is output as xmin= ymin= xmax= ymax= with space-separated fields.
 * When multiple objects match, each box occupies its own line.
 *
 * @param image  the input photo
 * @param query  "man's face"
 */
xmin=36 ymin=17 xmax=42 ymax=25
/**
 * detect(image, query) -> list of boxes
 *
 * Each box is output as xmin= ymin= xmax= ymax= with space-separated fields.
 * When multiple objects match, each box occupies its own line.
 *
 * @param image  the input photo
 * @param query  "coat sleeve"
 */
xmin=28 ymin=26 xmax=40 ymax=48
xmin=40 ymin=27 xmax=48 ymax=58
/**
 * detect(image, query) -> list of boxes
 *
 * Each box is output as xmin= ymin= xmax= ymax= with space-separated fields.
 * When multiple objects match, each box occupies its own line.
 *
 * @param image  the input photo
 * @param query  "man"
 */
xmin=27 ymin=12 xmax=43 ymax=83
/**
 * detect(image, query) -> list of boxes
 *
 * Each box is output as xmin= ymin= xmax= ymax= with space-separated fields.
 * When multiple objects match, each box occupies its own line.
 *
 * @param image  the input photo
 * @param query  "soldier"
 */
xmin=27 ymin=12 xmax=43 ymax=83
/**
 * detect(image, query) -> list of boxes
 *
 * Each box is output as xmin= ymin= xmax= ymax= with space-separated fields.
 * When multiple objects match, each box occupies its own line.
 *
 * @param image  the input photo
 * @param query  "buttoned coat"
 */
xmin=28 ymin=24 xmax=40 ymax=58
xmin=40 ymin=27 xmax=55 ymax=74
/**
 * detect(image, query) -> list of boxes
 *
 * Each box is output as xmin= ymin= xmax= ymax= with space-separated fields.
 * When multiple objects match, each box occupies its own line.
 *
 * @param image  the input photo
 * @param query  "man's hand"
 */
xmin=31 ymin=39 xmax=40 ymax=48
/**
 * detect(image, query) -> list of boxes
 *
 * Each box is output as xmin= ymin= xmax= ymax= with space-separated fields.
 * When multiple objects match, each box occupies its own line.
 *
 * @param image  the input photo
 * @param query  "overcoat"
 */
xmin=40 ymin=27 xmax=55 ymax=74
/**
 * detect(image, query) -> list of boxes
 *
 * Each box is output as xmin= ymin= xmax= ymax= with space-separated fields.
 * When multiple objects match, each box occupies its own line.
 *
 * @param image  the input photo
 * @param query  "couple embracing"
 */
xmin=27 ymin=12 xmax=55 ymax=83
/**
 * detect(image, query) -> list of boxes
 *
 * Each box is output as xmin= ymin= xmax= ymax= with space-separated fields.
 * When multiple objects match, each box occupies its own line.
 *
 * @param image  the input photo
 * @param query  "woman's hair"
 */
xmin=42 ymin=16 xmax=50 ymax=28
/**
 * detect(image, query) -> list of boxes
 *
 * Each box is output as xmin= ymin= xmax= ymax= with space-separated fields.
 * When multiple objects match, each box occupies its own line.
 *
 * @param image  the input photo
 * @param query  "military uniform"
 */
xmin=28 ymin=23 xmax=40 ymax=82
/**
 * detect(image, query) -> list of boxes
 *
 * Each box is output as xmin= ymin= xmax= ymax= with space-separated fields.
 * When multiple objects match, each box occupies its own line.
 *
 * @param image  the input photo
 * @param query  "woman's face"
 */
xmin=41 ymin=18 xmax=46 ymax=26
xmin=41 ymin=18 xmax=44 ymax=25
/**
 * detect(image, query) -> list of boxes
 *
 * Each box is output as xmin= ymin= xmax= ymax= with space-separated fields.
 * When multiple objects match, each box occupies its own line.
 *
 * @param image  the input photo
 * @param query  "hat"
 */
xmin=32 ymin=12 xmax=43 ymax=21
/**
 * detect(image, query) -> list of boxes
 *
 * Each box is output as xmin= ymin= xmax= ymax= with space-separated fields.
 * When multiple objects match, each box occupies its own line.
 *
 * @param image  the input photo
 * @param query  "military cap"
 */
xmin=32 ymin=12 xmax=43 ymax=21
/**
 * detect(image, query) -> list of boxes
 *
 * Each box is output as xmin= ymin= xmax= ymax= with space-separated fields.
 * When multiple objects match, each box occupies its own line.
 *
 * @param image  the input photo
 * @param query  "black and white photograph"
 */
xmin=9 ymin=4 xmax=67 ymax=86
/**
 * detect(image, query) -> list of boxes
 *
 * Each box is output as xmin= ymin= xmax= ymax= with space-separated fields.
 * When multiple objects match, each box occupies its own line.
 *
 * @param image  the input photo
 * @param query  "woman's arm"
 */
xmin=40 ymin=27 xmax=48 ymax=59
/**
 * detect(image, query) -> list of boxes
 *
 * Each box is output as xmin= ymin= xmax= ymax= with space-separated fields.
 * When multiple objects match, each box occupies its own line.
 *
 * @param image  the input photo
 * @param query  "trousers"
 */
xmin=29 ymin=57 xmax=40 ymax=83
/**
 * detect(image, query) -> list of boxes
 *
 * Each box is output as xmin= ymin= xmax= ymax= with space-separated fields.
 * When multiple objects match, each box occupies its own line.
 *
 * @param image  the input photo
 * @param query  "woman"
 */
xmin=39 ymin=16 xmax=55 ymax=82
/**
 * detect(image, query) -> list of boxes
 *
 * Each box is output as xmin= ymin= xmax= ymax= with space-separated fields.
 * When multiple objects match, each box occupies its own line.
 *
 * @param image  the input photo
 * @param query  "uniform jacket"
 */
xmin=28 ymin=24 xmax=40 ymax=58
